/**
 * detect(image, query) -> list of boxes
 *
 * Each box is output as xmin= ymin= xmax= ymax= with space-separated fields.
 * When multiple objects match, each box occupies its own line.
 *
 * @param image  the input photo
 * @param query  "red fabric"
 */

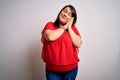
xmin=41 ymin=22 xmax=81 ymax=72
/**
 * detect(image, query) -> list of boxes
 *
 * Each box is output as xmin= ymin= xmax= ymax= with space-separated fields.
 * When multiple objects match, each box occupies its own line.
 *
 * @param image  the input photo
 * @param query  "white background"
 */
xmin=0 ymin=0 xmax=120 ymax=80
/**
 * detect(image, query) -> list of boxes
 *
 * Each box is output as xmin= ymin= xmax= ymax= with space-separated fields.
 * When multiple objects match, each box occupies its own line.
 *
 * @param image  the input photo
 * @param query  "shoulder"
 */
xmin=45 ymin=22 xmax=54 ymax=26
xmin=72 ymin=25 xmax=77 ymax=30
xmin=43 ymin=22 xmax=56 ymax=30
xmin=44 ymin=22 xmax=54 ymax=28
xmin=41 ymin=22 xmax=55 ymax=34
xmin=72 ymin=25 xmax=80 ymax=36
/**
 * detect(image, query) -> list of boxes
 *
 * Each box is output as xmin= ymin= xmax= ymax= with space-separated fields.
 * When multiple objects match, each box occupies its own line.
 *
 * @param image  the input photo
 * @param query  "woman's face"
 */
xmin=59 ymin=7 xmax=72 ymax=25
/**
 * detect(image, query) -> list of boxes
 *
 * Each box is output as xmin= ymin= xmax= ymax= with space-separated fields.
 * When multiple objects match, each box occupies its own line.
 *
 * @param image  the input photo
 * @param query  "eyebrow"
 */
xmin=64 ymin=8 xmax=72 ymax=14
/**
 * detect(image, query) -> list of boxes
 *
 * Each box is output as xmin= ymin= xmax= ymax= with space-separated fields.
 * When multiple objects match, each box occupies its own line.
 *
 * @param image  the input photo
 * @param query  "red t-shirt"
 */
xmin=41 ymin=22 xmax=81 ymax=72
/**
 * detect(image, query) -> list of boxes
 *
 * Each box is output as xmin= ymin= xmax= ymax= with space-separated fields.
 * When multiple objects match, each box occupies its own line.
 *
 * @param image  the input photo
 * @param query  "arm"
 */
xmin=65 ymin=18 xmax=82 ymax=48
xmin=68 ymin=27 xmax=82 ymax=48
xmin=43 ymin=28 xmax=65 ymax=41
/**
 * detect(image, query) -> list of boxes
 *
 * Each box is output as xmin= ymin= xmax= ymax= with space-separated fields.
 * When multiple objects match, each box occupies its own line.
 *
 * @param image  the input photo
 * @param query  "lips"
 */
xmin=61 ymin=15 xmax=67 ymax=20
xmin=59 ymin=14 xmax=68 ymax=24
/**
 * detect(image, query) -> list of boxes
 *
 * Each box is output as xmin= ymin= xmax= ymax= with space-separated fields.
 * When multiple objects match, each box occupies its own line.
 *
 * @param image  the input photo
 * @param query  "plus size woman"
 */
xmin=41 ymin=5 xmax=82 ymax=80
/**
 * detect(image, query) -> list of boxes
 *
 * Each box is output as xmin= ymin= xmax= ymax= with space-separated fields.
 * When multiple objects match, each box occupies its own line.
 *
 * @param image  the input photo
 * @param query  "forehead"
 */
xmin=63 ymin=7 xmax=71 ymax=13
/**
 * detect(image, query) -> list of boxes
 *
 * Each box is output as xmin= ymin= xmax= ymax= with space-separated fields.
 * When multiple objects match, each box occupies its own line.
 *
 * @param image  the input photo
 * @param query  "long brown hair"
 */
xmin=54 ymin=5 xmax=77 ymax=27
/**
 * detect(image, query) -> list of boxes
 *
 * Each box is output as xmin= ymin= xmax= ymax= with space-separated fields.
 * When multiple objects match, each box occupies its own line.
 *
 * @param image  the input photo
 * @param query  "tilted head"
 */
xmin=54 ymin=5 xmax=77 ymax=27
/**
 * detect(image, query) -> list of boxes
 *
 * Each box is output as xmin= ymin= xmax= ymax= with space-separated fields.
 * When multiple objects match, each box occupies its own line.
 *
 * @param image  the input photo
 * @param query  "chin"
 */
xmin=60 ymin=22 xmax=66 ymax=25
xmin=60 ymin=20 xmax=67 ymax=25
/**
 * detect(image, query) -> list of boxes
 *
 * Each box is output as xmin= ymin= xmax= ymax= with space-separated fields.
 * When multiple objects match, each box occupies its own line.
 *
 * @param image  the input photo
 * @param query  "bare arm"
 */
xmin=68 ymin=27 xmax=82 ymax=48
xmin=65 ymin=18 xmax=82 ymax=48
xmin=43 ymin=28 xmax=65 ymax=41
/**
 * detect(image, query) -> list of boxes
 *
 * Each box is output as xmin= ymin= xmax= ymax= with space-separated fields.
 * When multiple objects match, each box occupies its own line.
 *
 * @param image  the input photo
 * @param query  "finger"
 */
xmin=70 ymin=17 xmax=74 ymax=23
xmin=70 ymin=17 xmax=74 ymax=19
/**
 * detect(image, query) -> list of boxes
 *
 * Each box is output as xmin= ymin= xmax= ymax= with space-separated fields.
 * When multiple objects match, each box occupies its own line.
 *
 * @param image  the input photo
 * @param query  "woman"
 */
xmin=41 ymin=5 xmax=82 ymax=80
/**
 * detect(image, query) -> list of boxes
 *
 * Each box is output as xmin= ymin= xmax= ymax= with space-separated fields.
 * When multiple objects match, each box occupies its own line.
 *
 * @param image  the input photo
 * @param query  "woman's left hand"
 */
xmin=65 ymin=17 xmax=74 ymax=29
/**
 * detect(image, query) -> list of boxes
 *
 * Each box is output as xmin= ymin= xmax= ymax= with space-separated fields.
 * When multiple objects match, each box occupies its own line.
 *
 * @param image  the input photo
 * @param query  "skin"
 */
xmin=43 ymin=7 xmax=82 ymax=48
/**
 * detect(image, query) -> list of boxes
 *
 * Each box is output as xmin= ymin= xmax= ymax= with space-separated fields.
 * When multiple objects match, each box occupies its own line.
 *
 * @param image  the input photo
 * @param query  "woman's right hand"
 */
xmin=64 ymin=17 xmax=74 ymax=29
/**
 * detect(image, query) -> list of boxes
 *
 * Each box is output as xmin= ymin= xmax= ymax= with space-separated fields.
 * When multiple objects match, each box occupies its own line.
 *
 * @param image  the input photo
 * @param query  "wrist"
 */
xmin=68 ymin=27 xmax=72 ymax=30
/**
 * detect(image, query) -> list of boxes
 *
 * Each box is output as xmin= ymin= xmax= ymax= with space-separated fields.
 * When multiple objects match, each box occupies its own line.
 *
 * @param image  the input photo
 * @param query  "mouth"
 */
xmin=59 ymin=14 xmax=68 ymax=25
xmin=61 ymin=16 xmax=67 ymax=20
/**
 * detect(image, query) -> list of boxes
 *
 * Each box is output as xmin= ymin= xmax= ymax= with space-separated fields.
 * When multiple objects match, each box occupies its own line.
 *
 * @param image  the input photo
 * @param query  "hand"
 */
xmin=65 ymin=17 xmax=74 ymax=29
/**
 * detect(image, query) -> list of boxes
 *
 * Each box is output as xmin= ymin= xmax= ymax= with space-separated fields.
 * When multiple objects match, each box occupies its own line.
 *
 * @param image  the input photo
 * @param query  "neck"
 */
xmin=59 ymin=23 xmax=66 ymax=27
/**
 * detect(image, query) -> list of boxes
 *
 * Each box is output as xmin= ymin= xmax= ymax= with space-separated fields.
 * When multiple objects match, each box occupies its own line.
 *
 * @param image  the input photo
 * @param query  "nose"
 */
xmin=63 ymin=13 xmax=67 ymax=17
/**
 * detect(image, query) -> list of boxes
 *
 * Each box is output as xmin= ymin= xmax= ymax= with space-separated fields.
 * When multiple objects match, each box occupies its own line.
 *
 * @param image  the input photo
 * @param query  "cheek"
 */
xmin=68 ymin=17 xmax=71 ymax=20
xmin=67 ymin=17 xmax=72 ymax=22
xmin=59 ymin=14 xmax=62 ymax=21
xmin=59 ymin=13 xmax=63 ymax=19
xmin=60 ymin=11 xmax=64 ymax=16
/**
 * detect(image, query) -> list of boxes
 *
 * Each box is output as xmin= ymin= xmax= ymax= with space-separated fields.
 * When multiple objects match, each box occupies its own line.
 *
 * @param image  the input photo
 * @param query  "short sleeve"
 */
xmin=72 ymin=26 xmax=81 ymax=37
xmin=41 ymin=22 xmax=54 ymax=35
xmin=41 ymin=22 xmax=54 ymax=44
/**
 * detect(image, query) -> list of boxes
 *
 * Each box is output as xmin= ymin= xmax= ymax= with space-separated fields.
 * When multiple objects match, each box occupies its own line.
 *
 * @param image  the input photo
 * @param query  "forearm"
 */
xmin=44 ymin=28 xmax=65 ymax=41
xmin=68 ymin=27 xmax=82 ymax=48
